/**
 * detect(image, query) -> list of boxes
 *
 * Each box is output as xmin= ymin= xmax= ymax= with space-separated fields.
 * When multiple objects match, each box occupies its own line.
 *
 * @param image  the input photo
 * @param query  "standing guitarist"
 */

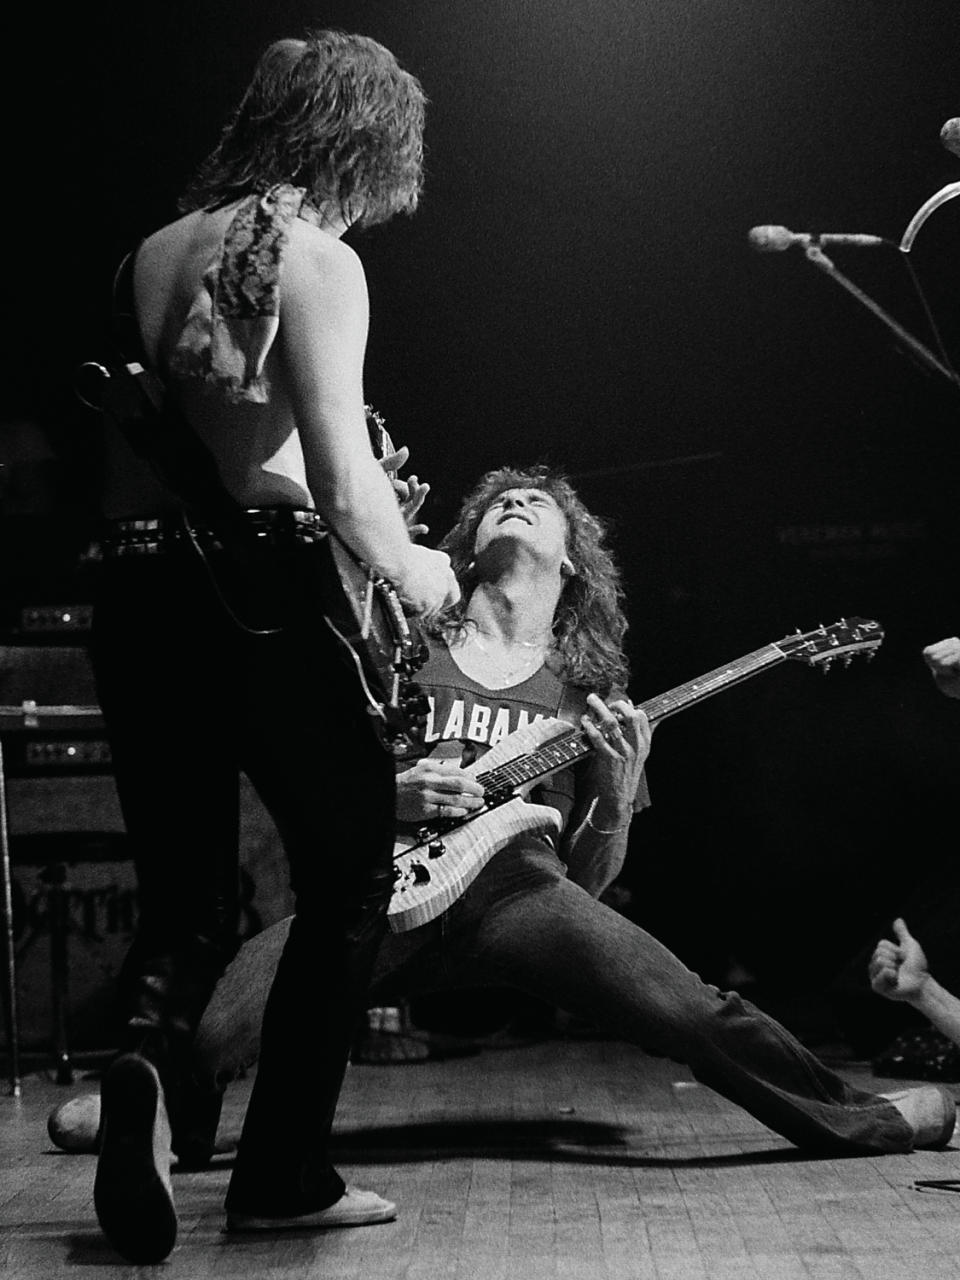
xmin=65 ymin=466 xmax=956 ymax=1178
xmin=88 ymin=31 xmax=457 ymax=1264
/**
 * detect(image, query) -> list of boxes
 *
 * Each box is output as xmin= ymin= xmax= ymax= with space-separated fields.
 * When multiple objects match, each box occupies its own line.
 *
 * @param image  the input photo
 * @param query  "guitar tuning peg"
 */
xmin=842 ymin=655 xmax=853 ymax=667
xmin=821 ymin=659 xmax=833 ymax=674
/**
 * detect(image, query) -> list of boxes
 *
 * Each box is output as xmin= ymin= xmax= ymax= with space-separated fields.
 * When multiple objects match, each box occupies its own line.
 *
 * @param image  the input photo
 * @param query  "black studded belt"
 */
xmin=99 ymin=508 xmax=328 ymax=558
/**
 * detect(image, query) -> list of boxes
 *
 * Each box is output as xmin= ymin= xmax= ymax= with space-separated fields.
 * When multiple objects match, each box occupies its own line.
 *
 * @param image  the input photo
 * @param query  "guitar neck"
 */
xmin=475 ymin=642 xmax=790 ymax=795
xmin=642 ymin=642 xmax=786 ymax=726
xmin=476 ymin=726 xmax=588 ymax=795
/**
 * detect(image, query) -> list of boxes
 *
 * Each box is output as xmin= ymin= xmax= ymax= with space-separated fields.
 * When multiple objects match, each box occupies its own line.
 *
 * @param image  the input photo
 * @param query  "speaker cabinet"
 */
xmin=1 ymin=773 xmax=293 ymax=1051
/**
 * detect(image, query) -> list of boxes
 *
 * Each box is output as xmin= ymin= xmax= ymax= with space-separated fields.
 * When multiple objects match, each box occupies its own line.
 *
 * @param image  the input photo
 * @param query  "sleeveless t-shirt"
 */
xmin=396 ymin=638 xmax=596 ymax=832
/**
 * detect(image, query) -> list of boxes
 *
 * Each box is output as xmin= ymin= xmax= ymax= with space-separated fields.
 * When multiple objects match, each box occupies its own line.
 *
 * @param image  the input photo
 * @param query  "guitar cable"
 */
xmin=322 ymin=612 xmax=391 ymax=728
xmin=177 ymin=508 xmax=285 ymax=638
xmin=179 ymin=508 xmax=402 ymax=729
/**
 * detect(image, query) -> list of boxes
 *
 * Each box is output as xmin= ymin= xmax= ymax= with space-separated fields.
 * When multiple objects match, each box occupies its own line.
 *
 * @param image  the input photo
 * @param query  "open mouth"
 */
xmin=497 ymin=512 xmax=532 ymax=525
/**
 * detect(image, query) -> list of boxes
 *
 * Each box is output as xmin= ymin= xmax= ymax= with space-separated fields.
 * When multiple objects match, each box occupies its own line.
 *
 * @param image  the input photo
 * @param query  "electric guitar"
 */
xmin=387 ymin=616 xmax=884 ymax=931
xmin=317 ymin=408 xmax=429 ymax=751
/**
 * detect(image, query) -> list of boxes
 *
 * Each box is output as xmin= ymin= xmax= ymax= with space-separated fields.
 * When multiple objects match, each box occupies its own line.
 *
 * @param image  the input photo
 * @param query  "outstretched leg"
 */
xmin=453 ymin=857 xmax=949 ymax=1155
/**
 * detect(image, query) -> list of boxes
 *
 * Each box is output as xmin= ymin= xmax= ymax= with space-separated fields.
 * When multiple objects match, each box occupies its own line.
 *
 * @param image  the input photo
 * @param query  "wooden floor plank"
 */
xmin=3 ymin=1039 xmax=960 ymax=1279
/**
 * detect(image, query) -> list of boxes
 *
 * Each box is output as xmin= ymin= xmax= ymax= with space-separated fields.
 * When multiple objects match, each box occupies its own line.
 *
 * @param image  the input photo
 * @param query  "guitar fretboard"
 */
xmin=476 ymin=642 xmax=789 ymax=795
xmin=477 ymin=727 xmax=585 ymax=795
xmin=642 ymin=642 xmax=785 ymax=724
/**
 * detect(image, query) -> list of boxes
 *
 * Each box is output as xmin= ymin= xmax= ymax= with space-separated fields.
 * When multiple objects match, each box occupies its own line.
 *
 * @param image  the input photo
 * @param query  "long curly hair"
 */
xmin=432 ymin=466 xmax=631 ymax=696
xmin=179 ymin=30 xmax=426 ymax=228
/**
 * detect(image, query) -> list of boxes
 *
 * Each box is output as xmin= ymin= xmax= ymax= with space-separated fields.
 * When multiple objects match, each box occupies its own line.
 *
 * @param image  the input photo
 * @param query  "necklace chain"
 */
xmin=465 ymin=630 xmax=549 ymax=681
xmin=470 ymin=629 xmax=551 ymax=651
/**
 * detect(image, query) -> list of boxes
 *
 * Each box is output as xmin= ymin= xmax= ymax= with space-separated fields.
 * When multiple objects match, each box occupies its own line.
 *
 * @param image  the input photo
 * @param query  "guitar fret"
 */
xmin=643 ymin=647 xmax=783 ymax=724
xmin=478 ymin=731 xmax=589 ymax=792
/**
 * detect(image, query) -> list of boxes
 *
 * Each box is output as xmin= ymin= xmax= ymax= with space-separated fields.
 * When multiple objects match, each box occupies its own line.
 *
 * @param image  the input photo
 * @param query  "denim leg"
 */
xmin=192 ymin=918 xmax=440 ymax=1085
xmin=452 ymin=856 xmax=913 ymax=1155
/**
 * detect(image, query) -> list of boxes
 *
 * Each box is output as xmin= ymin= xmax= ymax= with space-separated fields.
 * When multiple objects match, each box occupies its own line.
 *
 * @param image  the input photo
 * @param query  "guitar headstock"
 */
xmin=774 ymin=617 xmax=884 ymax=669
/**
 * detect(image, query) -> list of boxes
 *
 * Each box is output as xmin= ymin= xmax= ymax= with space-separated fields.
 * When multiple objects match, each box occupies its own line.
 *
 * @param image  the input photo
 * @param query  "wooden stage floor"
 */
xmin=3 ymin=1036 xmax=960 ymax=1279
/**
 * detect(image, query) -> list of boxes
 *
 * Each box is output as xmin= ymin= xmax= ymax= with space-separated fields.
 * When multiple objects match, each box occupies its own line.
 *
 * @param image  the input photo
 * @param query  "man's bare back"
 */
xmin=104 ymin=206 xmax=356 ymax=517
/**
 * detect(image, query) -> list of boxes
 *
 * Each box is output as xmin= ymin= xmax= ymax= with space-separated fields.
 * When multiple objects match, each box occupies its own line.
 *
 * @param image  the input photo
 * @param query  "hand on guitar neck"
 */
xmin=378 ymin=443 xmax=431 ymax=541
xmin=351 ymin=410 xmax=454 ymax=621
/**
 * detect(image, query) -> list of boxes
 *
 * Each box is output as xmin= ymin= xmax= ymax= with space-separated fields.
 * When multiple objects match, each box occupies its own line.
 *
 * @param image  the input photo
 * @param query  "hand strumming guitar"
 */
xmin=395 ymin=756 xmax=486 ymax=823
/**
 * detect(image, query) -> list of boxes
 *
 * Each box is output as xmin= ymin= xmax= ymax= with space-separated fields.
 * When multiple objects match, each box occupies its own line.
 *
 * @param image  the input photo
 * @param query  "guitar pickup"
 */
xmin=483 ymin=786 xmax=518 ymax=809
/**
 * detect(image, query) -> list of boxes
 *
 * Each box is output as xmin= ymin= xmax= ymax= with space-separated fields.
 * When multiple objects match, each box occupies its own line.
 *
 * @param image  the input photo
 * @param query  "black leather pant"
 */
xmin=91 ymin=532 xmax=396 ymax=1212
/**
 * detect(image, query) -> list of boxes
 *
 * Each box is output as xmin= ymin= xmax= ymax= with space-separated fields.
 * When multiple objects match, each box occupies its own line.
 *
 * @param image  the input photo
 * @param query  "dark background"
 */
xmin=5 ymin=1 xmax=960 ymax=1041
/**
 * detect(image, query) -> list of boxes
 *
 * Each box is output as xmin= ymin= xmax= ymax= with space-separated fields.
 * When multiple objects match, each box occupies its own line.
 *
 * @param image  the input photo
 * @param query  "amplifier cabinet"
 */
xmin=0 ymin=775 xmax=293 ymax=1051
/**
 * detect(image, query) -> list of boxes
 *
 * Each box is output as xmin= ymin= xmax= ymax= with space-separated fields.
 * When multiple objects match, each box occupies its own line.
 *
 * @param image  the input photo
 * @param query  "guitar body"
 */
xmin=389 ymin=796 xmax=563 ymax=933
xmin=388 ymin=716 xmax=573 ymax=931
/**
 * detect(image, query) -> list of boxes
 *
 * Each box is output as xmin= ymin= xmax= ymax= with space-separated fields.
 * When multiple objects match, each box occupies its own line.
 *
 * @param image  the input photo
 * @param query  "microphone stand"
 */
xmin=899 ymin=180 xmax=960 ymax=252
xmin=802 ymin=242 xmax=960 ymax=391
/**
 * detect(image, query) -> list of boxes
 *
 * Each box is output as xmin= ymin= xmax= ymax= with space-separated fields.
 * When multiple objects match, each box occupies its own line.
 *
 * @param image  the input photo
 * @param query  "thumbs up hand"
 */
xmin=869 ymin=918 xmax=930 ymax=1005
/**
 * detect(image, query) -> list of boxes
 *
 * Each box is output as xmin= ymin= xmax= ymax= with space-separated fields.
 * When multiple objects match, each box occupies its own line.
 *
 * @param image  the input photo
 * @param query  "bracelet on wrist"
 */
xmin=586 ymin=812 xmax=630 ymax=835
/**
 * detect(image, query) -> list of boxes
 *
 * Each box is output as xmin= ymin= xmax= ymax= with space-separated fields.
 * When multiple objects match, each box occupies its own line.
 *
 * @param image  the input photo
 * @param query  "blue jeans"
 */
xmin=197 ymin=835 xmax=914 ymax=1155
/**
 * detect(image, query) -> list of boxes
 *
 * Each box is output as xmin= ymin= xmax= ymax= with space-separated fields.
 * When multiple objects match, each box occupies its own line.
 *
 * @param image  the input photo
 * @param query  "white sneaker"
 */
xmin=227 ymin=1185 xmax=397 ymax=1232
xmin=879 ymin=1086 xmax=957 ymax=1149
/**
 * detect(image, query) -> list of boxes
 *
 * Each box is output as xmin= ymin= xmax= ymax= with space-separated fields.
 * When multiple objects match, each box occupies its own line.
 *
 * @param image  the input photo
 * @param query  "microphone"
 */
xmin=748 ymin=224 xmax=888 ymax=252
xmin=941 ymin=117 xmax=960 ymax=159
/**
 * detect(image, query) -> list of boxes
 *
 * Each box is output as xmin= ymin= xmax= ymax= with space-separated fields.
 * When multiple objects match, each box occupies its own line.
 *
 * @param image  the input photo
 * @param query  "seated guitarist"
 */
xmin=87 ymin=31 xmax=458 ymax=1264
xmin=60 ymin=465 xmax=959 ymax=1169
